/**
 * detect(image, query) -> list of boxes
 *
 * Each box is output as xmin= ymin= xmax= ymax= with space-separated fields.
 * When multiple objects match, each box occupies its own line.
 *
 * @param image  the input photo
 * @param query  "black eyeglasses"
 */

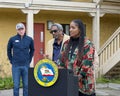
xmin=50 ymin=30 xmax=58 ymax=34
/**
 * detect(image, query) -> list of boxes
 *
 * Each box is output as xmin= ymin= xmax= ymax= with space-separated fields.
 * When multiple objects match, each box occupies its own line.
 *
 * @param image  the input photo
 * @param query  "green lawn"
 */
xmin=0 ymin=77 xmax=22 ymax=90
xmin=96 ymin=77 xmax=120 ymax=84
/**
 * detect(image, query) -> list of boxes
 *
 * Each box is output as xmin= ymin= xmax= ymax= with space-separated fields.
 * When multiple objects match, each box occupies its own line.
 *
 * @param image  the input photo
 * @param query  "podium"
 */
xmin=28 ymin=68 xmax=78 ymax=96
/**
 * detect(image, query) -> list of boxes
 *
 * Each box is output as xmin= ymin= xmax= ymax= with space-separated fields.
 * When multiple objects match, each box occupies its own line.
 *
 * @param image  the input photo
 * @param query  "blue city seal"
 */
xmin=34 ymin=59 xmax=58 ymax=87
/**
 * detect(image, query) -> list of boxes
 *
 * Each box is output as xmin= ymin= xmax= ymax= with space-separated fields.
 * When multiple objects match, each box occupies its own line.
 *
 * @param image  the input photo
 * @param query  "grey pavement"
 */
xmin=0 ymin=88 xmax=22 ymax=96
xmin=96 ymin=83 xmax=120 ymax=96
xmin=0 ymin=83 xmax=120 ymax=96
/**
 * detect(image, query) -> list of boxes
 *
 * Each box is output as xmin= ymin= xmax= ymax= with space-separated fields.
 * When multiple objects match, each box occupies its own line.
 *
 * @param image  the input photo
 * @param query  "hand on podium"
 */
xmin=43 ymin=54 xmax=49 ymax=59
xmin=58 ymin=66 xmax=64 ymax=69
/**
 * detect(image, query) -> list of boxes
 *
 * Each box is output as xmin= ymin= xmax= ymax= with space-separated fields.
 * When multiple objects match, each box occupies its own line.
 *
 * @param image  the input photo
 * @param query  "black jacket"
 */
xmin=7 ymin=34 xmax=34 ymax=66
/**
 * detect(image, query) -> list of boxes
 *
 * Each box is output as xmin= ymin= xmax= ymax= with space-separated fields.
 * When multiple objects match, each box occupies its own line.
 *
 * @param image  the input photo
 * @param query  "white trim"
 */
xmin=100 ymin=5 xmax=120 ymax=14
xmin=93 ymin=0 xmax=103 ymax=5
xmin=0 ymin=1 xmax=96 ymax=12
xmin=0 ymin=1 xmax=119 ymax=14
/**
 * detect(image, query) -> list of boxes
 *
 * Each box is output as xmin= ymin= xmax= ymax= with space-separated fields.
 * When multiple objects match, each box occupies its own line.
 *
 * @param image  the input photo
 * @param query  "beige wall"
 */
xmin=0 ymin=8 xmax=120 ymax=77
xmin=35 ymin=10 xmax=93 ymax=51
xmin=100 ymin=14 xmax=120 ymax=46
xmin=0 ymin=9 xmax=26 ymax=77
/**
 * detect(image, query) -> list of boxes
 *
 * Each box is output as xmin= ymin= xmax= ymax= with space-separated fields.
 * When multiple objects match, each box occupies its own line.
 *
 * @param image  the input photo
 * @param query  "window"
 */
xmin=61 ymin=24 xmax=86 ymax=36
xmin=61 ymin=24 xmax=70 ymax=35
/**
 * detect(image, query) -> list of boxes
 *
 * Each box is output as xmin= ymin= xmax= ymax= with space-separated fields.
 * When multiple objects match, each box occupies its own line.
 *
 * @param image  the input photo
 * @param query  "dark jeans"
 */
xmin=12 ymin=65 xmax=29 ymax=96
xmin=79 ymin=91 xmax=96 ymax=96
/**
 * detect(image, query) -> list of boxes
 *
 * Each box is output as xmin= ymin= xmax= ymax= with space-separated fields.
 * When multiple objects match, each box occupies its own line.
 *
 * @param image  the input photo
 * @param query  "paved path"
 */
xmin=0 ymin=89 xmax=22 ymax=96
xmin=0 ymin=83 xmax=120 ymax=96
xmin=96 ymin=83 xmax=120 ymax=96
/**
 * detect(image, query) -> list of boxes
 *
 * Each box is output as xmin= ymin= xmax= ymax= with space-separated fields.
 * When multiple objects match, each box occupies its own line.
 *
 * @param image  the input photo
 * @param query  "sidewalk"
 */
xmin=0 ymin=83 xmax=120 ymax=96
xmin=96 ymin=83 xmax=120 ymax=96
xmin=0 ymin=89 xmax=22 ymax=96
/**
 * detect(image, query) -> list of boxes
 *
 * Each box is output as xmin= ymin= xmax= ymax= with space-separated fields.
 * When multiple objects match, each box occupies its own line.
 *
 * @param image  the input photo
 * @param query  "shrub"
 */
xmin=0 ymin=77 xmax=22 ymax=90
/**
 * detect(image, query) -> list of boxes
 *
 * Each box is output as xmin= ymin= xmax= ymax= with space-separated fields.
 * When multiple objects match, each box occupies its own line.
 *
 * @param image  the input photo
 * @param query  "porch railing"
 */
xmin=97 ymin=26 xmax=120 ymax=77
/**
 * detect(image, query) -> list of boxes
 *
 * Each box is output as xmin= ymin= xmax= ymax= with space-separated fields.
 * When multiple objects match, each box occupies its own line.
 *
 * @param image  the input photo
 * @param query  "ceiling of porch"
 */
xmin=0 ymin=0 xmax=119 ymax=14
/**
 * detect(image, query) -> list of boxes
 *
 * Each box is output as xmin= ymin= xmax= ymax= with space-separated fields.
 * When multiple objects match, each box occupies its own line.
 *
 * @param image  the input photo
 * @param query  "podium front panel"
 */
xmin=28 ymin=68 xmax=78 ymax=96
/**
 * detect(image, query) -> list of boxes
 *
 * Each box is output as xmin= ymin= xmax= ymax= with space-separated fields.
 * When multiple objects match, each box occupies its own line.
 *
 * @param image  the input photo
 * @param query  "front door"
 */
xmin=34 ymin=23 xmax=44 ymax=65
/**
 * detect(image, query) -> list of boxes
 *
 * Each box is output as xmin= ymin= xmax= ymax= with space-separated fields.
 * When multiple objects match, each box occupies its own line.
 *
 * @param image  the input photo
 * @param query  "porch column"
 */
xmin=21 ymin=9 xmax=40 ymax=38
xmin=89 ymin=5 xmax=100 ymax=51
xmin=93 ymin=6 xmax=100 ymax=51
xmin=21 ymin=9 xmax=40 ymax=67
xmin=89 ymin=5 xmax=105 ymax=51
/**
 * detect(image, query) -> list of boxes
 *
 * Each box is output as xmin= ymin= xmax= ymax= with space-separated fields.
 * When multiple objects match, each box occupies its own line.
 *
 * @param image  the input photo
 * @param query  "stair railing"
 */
xmin=97 ymin=27 xmax=120 ymax=77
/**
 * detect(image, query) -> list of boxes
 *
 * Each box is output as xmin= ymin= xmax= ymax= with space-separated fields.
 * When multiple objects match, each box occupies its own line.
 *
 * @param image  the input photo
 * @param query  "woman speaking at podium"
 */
xmin=57 ymin=19 xmax=96 ymax=96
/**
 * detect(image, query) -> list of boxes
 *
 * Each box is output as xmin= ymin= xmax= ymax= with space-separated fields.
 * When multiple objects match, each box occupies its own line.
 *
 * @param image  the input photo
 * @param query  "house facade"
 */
xmin=0 ymin=0 xmax=120 ymax=77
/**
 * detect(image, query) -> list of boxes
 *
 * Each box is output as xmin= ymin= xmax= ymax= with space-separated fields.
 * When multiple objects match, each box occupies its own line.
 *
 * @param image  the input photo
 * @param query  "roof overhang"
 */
xmin=0 ymin=1 xmax=96 ymax=12
xmin=0 ymin=0 xmax=119 ymax=14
